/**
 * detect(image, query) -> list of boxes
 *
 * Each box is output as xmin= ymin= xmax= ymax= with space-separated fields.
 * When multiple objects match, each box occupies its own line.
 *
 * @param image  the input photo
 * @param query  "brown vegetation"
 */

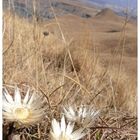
xmin=3 ymin=2 xmax=137 ymax=139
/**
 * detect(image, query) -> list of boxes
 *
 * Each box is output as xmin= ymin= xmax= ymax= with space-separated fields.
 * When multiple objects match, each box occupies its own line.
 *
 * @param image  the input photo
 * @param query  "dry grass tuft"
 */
xmin=3 ymin=5 xmax=137 ymax=140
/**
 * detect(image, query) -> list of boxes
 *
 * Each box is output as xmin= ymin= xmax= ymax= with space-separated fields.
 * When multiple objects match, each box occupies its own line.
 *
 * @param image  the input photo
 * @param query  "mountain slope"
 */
xmin=3 ymin=0 xmax=99 ymax=20
xmin=95 ymin=8 xmax=123 ymax=21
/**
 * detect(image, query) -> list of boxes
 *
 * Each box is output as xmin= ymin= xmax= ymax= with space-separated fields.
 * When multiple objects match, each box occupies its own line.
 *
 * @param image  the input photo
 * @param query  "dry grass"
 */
xmin=3 ymin=2 xmax=137 ymax=139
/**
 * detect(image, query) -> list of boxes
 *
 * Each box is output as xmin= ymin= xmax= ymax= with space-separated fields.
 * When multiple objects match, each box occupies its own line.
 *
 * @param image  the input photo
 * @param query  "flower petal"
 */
xmin=52 ymin=119 xmax=61 ymax=137
xmin=71 ymin=128 xmax=86 ymax=140
xmin=61 ymin=116 xmax=66 ymax=133
xmin=14 ymin=87 xmax=21 ymax=105
xmin=3 ymin=88 xmax=14 ymax=104
xmin=69 ymin=107 xmax=75 ymax=116
xmin=27 ymin=92 xmax=36 ymax=107
xmin=66 ymin=122 xmax=74 ymax=135
xmin=23 ymin=88 xmax=30 ymax=105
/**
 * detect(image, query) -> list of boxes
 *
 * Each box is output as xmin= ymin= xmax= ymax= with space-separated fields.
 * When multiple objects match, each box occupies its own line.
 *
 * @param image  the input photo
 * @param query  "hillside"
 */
xmin=3 ymin=0 xmax=99 ymax=20
xmin=3 ymin=0 xmax=137 ymax=139
xmin=95 ymin=8 xmax=123 ymax=21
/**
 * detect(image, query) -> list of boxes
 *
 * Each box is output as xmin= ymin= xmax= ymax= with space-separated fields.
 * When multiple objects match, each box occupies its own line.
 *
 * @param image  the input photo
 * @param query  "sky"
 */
xmin=87 ymin=0 xmax=137 ymax=16
xmin=89 ymin=0 xmax=137 ymax=9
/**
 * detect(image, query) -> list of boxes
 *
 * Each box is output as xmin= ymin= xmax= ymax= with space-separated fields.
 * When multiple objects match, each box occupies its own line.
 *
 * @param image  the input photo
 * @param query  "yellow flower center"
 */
xmin=14 ymin=107 xmax=30 ymax=120
xmin=60 ymin=133 xmax=71 ymax=140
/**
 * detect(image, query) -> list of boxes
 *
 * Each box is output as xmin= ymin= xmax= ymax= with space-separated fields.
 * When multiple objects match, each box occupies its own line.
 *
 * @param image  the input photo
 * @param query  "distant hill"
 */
xmin=3 ymin=0 xmax=137 ymax=23
xmin=3 ymin=0 xmax=98 ymax=20
xmin=95 ymin=8 xmax=122 ymax=21
xmin=75 ymin=0 xmax=137 ymax=20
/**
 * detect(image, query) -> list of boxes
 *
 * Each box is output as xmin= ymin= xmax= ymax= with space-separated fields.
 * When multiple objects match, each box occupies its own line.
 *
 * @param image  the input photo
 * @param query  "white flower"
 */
xmin=63 ymin=105 xmax=99 ymax=128
xmin=50 ymin=116 xmax=86 ymax=140
xmin=3 ymin=86 xmax=47 ymax=125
